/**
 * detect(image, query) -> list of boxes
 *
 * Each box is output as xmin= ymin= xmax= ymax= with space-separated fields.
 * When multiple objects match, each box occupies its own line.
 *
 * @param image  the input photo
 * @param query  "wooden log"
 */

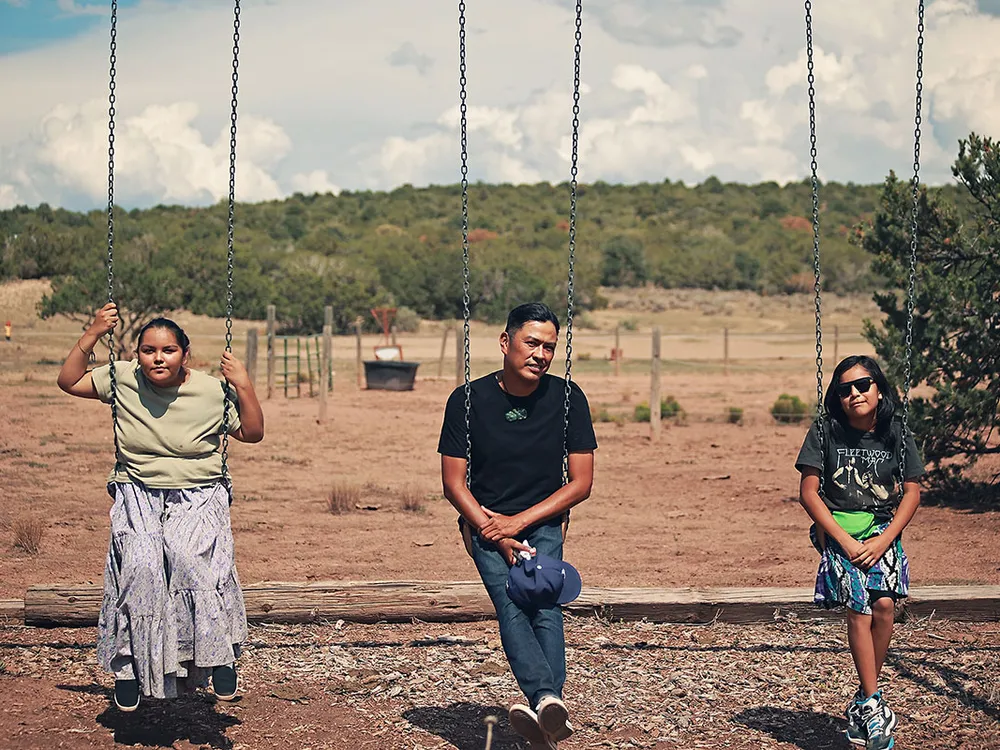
xmin=0 ymin=598 xmax=24 ymax=623
xmin=21 ymin=583 xmax=1000 ymax=627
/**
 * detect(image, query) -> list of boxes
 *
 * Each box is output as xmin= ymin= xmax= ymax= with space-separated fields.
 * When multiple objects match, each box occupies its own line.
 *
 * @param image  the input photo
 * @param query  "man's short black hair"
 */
xmin=505 ymin=302 xmax=560 ymax=336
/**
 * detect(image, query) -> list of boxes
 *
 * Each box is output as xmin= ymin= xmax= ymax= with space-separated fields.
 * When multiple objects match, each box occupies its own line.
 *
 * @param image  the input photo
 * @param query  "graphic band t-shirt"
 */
xmin=438 ymin=373 xmax=597 ymax=516
xmin=795 ymin=417 xmax=924 ymax=520
xmin=91 ymin=363 xmax=241 ymax=488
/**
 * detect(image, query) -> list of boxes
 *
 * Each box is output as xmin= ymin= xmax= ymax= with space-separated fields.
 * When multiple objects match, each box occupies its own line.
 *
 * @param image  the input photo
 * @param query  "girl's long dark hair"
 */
xmin=823 ymin=355 xmax=899 ymax=442
xmin=137 ymin=317 xmax=191 ymax=353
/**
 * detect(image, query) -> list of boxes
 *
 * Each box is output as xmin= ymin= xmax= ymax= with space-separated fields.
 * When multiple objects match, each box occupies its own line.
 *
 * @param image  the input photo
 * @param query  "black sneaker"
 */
xmin=114 ymin=679 xmax=140 ymax=712
xmin=213 ymin=665 xmax=239 ymax=701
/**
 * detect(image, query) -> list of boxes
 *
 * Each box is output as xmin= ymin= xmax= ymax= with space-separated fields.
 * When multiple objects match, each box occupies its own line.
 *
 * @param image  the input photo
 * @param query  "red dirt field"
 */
xmin=2 ymin=366 xmax=999 ymax=598
xmin=2 ymin=282 xmax=998 ymax=749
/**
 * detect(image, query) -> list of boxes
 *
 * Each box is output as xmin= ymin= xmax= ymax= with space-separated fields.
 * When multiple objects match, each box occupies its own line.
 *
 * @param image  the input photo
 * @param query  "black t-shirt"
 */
xmin=438 ymin=373 xmax=598 ymax=516
xmin=795 ymin=417 xmax=924 ymax=518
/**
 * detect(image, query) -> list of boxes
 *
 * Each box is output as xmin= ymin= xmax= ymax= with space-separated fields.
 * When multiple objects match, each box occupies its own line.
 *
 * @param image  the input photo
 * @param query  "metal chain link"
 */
xmin=220 ymin=0 xmax=241 ymax=492
xmin=561 ymin=0 xmax=583 ymax=484
xmin=106 ymin=0 xmax=124 ymax=474
xmin=804 ymin=0 xmax=825 ymax=495
xmin=900 ymin=0 xmax=924 ymax=486
xmin=458 ymin=1 xmax=473 ymax=488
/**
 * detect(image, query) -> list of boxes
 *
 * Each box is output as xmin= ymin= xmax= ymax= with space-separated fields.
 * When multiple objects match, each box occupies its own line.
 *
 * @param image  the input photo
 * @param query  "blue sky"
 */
xmin=2 ymin=0 xmax=1000 ymax=211
xmin=0 ymin=1 xmax=145 ymax=55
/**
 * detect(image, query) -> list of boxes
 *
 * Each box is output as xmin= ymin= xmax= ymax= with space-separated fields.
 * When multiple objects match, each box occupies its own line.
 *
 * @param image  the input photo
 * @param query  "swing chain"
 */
xmin=804 ymin=0 xmax=825 ymax=494
xmin=562 ymin=0 xmax=582 ymax=483
xmin=221 ymin=0 xmax=241 ymax=488
xmin=106 ymin=0 xmax=124 ymax=474
xmin=458 ymin=0 xmax=473 ymax=488
xmin=900 ymin=0 xmax=924 ymax=484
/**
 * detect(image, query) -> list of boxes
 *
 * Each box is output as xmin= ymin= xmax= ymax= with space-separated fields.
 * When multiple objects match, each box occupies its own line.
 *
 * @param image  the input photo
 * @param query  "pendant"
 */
xmin=505 ymin=407 xmax=529 ymax=422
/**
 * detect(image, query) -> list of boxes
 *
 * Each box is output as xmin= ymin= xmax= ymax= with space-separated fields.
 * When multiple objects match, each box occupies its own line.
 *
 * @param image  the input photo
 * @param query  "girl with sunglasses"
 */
xmin=795 ymin=355 xmax=923 ymax=750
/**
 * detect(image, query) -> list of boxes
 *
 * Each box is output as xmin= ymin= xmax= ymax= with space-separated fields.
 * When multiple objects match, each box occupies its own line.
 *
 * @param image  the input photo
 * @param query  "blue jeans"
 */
xmin=470 ymin=521 xmax=566 ymax=707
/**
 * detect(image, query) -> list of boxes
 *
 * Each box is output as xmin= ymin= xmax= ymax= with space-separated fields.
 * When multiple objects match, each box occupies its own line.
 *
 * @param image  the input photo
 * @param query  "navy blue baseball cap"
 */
xmin=506 ymin=553 xmax=582 ymax=610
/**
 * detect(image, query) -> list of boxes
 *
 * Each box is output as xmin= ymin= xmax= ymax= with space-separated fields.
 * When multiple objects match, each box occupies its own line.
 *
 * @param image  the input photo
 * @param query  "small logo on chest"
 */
xmin=504 ymin=407 xmax=529 ymax=422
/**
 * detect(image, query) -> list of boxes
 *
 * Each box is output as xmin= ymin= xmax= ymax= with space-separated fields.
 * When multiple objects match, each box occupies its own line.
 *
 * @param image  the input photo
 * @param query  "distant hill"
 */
xmin=0 ymin=177 xmax=966 ymax=333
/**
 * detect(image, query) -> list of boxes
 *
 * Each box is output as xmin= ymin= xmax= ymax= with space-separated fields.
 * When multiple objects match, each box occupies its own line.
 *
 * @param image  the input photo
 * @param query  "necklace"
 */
xmin=496 ymin=373 xmax=529 ymax=422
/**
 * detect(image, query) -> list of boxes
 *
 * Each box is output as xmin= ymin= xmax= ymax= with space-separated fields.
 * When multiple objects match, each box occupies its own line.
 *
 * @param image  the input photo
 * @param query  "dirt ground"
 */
xmin=1 ymin=280 xmax=999 ymax=748
xmin=1 ymin=617 xmax=998 ymax=750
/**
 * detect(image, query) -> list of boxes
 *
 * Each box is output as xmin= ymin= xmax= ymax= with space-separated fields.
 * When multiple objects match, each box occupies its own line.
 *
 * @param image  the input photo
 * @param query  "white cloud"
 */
xmin=0 ymin=184 xmax=22 ymax=209
xmin=387 ymin=42 xmax=434 ymax=76
xmin=4 ymin=99 xmax=290 ymax=205
xmin=56 ymin=0 xmax=106 ymax=17
xmin=1 ymin=0 xmax=1000 ymax=209
xmin=290 ymin=169 xmax=340 ymax=195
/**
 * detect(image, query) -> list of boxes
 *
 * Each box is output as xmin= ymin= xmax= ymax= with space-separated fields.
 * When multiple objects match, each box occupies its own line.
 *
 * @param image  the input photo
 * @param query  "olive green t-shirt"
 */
xmin=91 ymin=363 xmax=241 ymax=488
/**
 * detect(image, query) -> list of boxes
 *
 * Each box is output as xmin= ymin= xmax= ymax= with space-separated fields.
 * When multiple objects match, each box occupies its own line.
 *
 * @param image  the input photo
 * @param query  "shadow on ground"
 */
xmin=57 ymin=683 xmax=241 ymax=749
xmin=733 ymin=706 xmax=845 ymax=750
xmin=405 ymin=702 xmax=530 ymax=750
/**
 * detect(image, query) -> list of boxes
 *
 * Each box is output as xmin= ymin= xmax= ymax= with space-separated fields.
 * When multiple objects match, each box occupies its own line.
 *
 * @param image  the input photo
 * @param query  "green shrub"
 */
xmin=726 ymin=406 xmax=744 ymax=424
xmin=591 ymin=406 xmax=625 ymax=425
xmin=771 ymin=394 xmax=810 ymax=424
xmin=620 ymin=316 xmax=639 ymax=332
xmin=392 ymin=306 xmax=422 ymax=333
xmin=633 ymin=396 xmax=684 ymax=422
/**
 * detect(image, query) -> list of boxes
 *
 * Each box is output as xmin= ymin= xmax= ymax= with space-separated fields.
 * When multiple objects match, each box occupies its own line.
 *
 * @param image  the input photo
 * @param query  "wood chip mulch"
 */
xmin=1 ymin=613 xmax=998 ymax=749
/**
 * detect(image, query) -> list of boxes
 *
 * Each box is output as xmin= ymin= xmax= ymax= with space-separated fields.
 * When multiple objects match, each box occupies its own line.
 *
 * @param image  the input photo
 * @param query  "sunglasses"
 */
xmin=836 ymin=376 xmax=874 ymax=399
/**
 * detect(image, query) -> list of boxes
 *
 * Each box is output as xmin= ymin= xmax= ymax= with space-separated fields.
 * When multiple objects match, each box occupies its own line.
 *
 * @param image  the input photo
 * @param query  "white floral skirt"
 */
xmin=97 ymin=482 xmax=247 ymax=698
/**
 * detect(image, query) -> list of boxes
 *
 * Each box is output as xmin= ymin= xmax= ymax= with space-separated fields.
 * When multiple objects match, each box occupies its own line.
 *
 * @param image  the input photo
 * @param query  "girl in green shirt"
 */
xmin=58 ymin=303 xmax=264 ymax=712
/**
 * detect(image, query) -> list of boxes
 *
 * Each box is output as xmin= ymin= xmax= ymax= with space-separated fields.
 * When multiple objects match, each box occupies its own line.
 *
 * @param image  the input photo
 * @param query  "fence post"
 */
xmin=266 ymin=305 xmax=276 ymax=400
xmin=246 ymin=329 xmax=258 ymax=389
xmin=305 ymin=337 xmax=314 ymax=398
xmin=355 ymin=320 xmax=363 ymax=389
xmin=319 ymin=334 xmax=331 ymax=423
xmin=282 ymin=337 xmax=288 ymax=398
xmin=296 ymin=337 xmax=302 ymax=398
xmin=651 ymin=327 xmax=662 ymax=441
xmin=324 ymin=306 xmax=334 ymax=393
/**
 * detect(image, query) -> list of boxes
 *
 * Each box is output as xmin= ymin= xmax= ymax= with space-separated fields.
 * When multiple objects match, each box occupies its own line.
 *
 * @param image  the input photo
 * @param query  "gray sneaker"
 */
xmin=508 ymin=704 xmax=556 ymax=749
xmin=858 ymin=691 xmax=897 ymax=750
xmin=844 ymin=688 xmax=866 ymax=746
xmin=536 ymin=695 xmax=573 ymax=742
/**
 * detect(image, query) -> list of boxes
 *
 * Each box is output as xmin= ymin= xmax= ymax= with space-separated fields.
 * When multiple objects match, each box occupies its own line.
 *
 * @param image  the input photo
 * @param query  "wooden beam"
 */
xmin=0 ymin=598 xmax=24 ymax=622
xmin=19 ymin=583 xmax=1000 ymax=627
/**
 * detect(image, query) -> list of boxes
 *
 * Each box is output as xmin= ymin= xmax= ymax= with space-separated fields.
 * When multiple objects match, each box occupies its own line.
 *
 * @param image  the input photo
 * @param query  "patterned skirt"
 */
xmin=810 ymin=521 xmax=909 ymax=615
xmin=97 ymin=482 xmax=247 ymax=698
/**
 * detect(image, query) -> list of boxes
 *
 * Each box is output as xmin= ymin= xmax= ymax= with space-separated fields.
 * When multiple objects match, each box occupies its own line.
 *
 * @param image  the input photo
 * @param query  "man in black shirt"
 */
xmin=438 ymin=302 xmax=597 ymax=749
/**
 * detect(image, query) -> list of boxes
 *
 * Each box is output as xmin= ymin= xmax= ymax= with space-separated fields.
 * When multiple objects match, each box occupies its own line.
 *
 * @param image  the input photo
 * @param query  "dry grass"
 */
xmin=12 ymin=517 xmax=44 ymax=555
xmin=397 ymin=485 xmax=426 ymax=513
xmin=327 ymin=483 xmax=362 ymax=515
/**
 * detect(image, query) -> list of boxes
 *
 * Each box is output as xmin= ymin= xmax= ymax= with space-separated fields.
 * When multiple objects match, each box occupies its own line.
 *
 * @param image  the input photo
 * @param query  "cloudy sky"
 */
xmin=1 ymin=0 xmax=999 ymax=211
